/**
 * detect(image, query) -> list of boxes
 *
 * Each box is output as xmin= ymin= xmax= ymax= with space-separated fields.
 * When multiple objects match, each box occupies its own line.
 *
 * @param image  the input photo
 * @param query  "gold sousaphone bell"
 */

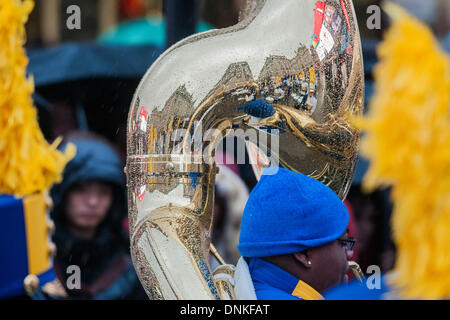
xmin=126 ymin=0 xmax=365 ymax=299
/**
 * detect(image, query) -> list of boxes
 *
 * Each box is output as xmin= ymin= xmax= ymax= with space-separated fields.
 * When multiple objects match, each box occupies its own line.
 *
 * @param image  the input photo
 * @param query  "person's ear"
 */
xmin=293 ymin=251 xmax=312 ymax=268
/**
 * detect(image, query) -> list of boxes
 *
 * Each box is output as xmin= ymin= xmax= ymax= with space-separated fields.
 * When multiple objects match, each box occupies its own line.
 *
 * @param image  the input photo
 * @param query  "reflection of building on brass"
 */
xmin=213 ymin=62 xmax=255 ymax=90
xmin=126 ymin=0 xmax=364 ymax=300
xmin=154 ymin=86 xmax=194 ymax=129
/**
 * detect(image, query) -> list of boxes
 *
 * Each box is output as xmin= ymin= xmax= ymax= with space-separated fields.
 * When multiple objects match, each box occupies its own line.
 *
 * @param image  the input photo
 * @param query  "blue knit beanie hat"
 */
xmin=238 ymin=167 xmax=349 ymax=258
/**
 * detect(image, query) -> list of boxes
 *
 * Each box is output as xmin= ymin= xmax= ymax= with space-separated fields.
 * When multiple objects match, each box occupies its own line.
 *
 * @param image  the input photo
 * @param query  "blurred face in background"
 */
xmin=65 ymin=180 xmax=113 ymax=239
xmin=353 ymin=200 xmax=376 ymax=251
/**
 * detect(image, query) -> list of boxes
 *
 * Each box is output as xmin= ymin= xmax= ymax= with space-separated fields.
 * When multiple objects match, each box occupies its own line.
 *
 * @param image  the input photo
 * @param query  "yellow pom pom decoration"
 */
xmin=0 ymin=0 xmax=76 ymax=197
xmin=356 ymin=2 xmax=450 ymax=299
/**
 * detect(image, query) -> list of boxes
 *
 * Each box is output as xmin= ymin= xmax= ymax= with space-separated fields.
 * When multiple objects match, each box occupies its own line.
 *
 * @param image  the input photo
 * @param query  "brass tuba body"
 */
xmin=126 ymin=0 xmax=364 ymax=299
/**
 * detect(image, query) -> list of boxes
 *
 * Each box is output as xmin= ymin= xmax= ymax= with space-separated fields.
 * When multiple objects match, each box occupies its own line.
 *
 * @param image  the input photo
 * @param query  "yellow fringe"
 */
xmin=0 ymin=0 xmax=76 ymax=197
xmin=355 ymin=3 xmax=450 ymax=299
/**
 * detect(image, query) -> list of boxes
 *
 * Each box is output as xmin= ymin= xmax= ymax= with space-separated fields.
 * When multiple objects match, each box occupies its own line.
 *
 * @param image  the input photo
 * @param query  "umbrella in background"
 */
xmin=26 ymin=42 xmax=163 ymax=159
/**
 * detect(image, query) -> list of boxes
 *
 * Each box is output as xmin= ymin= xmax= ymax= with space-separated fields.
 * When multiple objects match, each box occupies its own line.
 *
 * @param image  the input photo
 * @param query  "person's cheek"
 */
xmin=346 ymin=249 xmax=354 ymax=260
xmin=99 ymin=196 xmax=112 ymax=218
xmin=67 ymin=195 xmax=81 ymax=220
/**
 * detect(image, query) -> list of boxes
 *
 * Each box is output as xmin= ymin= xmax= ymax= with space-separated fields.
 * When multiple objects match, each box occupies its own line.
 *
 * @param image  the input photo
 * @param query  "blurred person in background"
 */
xmin=346 ymin=187 xmax=387 ymax=273
xmin=50 ymin=131 xmax=147 ymax=300
xmin=201 ymin=0 xmax=243 ymax=28
xmin=392 ymin=0 xmax=449 ymax=51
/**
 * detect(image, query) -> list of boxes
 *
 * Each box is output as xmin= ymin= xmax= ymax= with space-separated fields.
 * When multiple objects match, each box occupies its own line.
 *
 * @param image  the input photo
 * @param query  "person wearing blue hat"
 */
xmin=237 ymin=167 xmax=355 ymax=300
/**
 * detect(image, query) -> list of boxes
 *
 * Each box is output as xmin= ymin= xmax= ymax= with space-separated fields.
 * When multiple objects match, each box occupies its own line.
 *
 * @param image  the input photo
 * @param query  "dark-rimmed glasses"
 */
xmin=338 ymin=237 xmax=356 ymax=250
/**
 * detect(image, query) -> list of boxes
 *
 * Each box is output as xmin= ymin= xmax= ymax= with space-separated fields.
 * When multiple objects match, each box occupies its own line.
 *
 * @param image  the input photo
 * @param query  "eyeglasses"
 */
xmin=338 ymin=237 xmax=356 ymax=251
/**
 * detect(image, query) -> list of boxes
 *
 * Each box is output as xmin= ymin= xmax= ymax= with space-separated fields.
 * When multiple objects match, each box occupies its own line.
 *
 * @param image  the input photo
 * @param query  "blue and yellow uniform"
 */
xmin=248 ymin=258 xmax=323 ymax=300
xmin=0 ymin=193 xmax=54 ymax=299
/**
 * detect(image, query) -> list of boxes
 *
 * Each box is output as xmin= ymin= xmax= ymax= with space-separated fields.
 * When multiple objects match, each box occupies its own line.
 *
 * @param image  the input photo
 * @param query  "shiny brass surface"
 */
xmin=127 ymin=0 xmax=364 ymax=300
xmin=213 ymin=264 xmax=237 ymax=300
xmin=349 ymin=261 xmax=365 ymax=282
xmin=210 ymin=243 xmax=227 ymax=266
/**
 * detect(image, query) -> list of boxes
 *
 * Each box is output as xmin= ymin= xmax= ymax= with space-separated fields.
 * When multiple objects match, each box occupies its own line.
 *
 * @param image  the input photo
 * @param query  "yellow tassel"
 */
xmin=0 ymin=0 xmax=76 ymax=197
xmin=355 ymin=2 xmax=450 ymax=299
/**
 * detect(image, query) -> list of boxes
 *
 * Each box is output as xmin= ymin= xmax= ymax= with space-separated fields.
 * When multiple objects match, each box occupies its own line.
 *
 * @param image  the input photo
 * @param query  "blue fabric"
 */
xmin=324 ymin=275 xmax=390 ymax=300
xmin=51 ymin=139 xmax=125 ymax=208
xmin=238 ymin=100 xmax=276 ymax=118
xmin=0 ymin=195 xmax=29 ymax=299
xmin=238 ymin=167 xmax=349 ymax=258
xmin=0 ymin=196 xmax=56 ymax=299
xmin=37 ymin=268 xmax=56 ymax=291
xmin=442 ymin=33 xmax=450 ymax=53
xmin=248 ymin=258 xmax=301 ymax=300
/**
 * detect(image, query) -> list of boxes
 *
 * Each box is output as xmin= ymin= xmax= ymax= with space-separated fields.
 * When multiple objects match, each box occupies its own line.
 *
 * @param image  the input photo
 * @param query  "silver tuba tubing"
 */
xmin=126 ymin=0 xmax=364 ymax=300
